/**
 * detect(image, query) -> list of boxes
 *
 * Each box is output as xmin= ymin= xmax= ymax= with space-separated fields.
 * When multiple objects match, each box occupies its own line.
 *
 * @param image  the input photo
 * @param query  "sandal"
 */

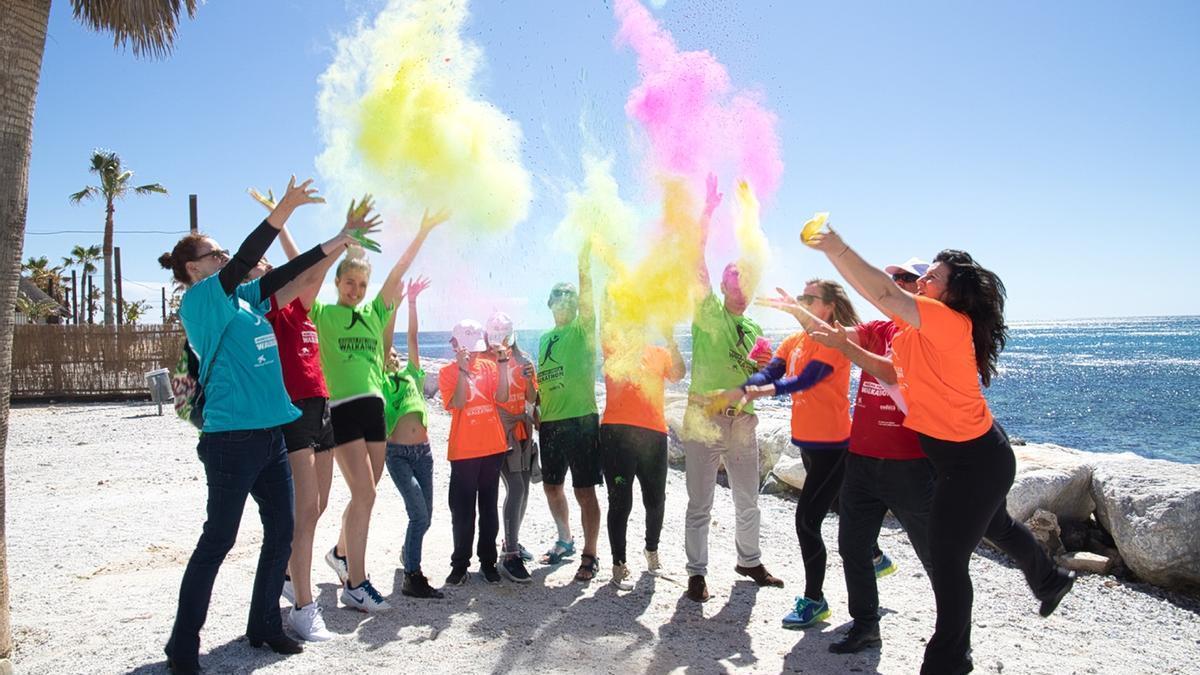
xmin=539 ymin=539 xmax=576 ymax=565
xmin=574 ymin=553 xmax=600 ymax=583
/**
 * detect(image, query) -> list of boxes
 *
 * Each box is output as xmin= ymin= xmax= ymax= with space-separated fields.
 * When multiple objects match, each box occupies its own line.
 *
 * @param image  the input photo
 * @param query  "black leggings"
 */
xmin=794 ymin=446 xmax=855 ymax=601
xmin=918 ymin=423 xmax=1065 ymax=675
xmin=600 ymin=424 xmax=668 ymax=566
xmin=448 ymin=453 xmax=505 ymax=570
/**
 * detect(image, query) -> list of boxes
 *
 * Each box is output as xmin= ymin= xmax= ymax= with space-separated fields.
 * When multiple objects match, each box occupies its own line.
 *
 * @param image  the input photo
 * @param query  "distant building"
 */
xmin=15 ymin=276 xmax=69 ymax=325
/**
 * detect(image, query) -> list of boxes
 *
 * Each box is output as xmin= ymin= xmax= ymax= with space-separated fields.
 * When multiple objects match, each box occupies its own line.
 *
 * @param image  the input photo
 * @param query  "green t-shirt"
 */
xmin=689 ymin=292 xmax=764 ymax=412
xmin=310 ymin=294 xmax=395 ymax=404
xmin=537 ymin=316 xmax=597 ymax=422
xmin=384 ymin=359 xmax=428 ymax=434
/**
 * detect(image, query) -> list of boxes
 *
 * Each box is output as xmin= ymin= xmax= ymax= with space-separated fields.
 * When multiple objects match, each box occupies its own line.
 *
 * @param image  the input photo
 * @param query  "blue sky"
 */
xmin=24 ymin=0 xmax=1200 ymax=329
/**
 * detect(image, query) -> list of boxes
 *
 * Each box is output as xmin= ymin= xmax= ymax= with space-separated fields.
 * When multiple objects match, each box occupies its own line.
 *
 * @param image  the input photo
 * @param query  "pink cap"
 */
xmin=486 ymin=312 xmax=515 ymax=347
xmin=451 ymin=320 xmax=487 ymax=353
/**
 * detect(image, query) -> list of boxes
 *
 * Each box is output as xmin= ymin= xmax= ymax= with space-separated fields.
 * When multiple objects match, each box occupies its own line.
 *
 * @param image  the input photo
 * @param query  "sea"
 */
xmin=398 ymin=315 xmax=1200 ymax=464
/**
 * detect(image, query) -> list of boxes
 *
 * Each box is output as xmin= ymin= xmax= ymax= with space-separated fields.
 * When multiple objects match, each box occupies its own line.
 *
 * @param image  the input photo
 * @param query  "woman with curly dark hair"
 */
xmin=805 ymin=228 xmax=1074 ymax=675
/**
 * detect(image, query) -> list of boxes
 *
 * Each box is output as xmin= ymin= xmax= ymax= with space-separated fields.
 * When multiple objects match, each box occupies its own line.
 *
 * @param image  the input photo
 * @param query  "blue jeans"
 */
xmin=166 ymin=428 xmax=294 ymax=666
xmin=386 ymin=443 xmax=434 ymax=572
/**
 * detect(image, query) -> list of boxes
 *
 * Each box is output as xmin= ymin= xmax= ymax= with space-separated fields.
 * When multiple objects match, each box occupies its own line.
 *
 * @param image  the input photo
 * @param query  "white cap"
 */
xmin=884 ymin=257 xmax=930 ymax=277
xmin=486 ymin=311 xmax=515 ymax=347
xmin=451 ymin=319 xmax=487 ymax=353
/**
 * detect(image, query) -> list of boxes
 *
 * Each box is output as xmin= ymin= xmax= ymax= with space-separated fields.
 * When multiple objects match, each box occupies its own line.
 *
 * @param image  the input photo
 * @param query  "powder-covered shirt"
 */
xmin=602 ymin=345 xmax=673 ymax=433
xmin=179 ymin=275 xmax=299 ymax=433
xmin=689 ymin=292 xmax=764 ymax=413
xmin=310 ymin=294 xmax=394 ymax=405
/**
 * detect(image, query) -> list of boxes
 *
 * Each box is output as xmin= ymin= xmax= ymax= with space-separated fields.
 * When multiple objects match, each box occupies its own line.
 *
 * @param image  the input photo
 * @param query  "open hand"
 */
xmin=275 ymin=175 xmax=325 ymax=213
xmin=704 ymin=173 xmax=723 ymax=214
xmin=809 ymin=320 xmax=853 ymax=349
xmin=248 ymin=187 xmax=276 ymax=211
xmin=419 ymin=207 xmax=451 ymax=234
xmin=406 ymin=275 xmax=431 ymax=303
xmin=340 ymin=194 xmax=383 ymax=249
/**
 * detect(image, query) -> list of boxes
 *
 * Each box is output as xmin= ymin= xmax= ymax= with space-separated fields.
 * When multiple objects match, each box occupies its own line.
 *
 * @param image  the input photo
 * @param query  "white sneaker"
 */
xmin=281 ymin=576 xmax=296 ymax=604
xmin=325 ymin=547 xmax=349 ymax=585
xmin=288 ymin=602 xmax=333 ymax=642
xmin=341 ymin=578 xmax=391 ymax=613
xmin=644 ymin=549 xmax=661 ymax=574
xmin=612 ymin=563 xmax=634 ymax=591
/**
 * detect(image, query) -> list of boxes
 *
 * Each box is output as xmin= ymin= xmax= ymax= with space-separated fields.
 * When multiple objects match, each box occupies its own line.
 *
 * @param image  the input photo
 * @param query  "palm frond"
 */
xmin=134 ymin=183 xmax=168 ymax=196
xmin=69 ymin=186 xmax=99 ymax=203
xmin=71 ymin=0 xmax=200 ymax=60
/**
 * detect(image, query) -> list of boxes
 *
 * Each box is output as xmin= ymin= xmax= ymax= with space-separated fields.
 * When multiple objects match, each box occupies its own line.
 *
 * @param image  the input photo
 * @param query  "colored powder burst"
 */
xmin=613 ymin=0 xmax=783 ymax=203
xmin=554 ymin=153 xmax=638 ymax=267
xmin=732 ymin=180 xmax=770 ymax=302
xmin=316 ymin=0 xmax=532 ymax=232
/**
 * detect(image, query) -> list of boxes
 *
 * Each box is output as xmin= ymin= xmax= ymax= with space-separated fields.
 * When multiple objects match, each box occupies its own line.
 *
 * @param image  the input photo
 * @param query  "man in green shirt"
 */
xmin=536 ymin=243 xmax=603 ymax=582
xmin=683 ymin=175 xmax=784 ymax=602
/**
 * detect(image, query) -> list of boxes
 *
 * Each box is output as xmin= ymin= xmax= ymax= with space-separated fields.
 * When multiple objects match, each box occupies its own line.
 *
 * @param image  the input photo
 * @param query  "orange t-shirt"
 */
xmin=774 ymin=332 xmax=852 ymax=444
xmin=438 ymin=358 xmax=507 ymax=461
xmin=480 ymin=351 xmax=537 ymax=438
xmin=891 ymin=295 xmax=994 ymax=442
xmin=602 ymin=346 xmax=675 ymax=433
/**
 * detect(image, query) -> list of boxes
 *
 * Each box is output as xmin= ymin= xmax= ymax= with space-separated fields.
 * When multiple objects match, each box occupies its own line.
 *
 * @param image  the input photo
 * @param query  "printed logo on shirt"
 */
xmin=301 ymin=330 xmax=319 ymax=344
xmin=540 ymin=334 xmax=562 ymax=367
xmin=338 ymin=336 xmax=378 ymax=353
xmin=254 ymin=334 xmax=278 ymax=351
xmin=255 ymin=355 xmax=268 ymax=367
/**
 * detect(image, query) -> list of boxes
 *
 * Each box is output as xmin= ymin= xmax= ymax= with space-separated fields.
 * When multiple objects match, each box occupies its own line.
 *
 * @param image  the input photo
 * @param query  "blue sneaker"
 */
xmin=782 ymin=596 xmax=830 ymax=629
xmin=874 ymin=552 xmax=898 ymax=579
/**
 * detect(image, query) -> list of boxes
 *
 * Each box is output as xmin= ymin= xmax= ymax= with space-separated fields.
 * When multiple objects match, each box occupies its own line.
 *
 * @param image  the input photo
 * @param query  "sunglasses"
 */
xmin=891 ymin=272 xmax=919 ymax=283
xmin=198 ymin=248 xmax=231 ymax=262
xmin=797 ymin=294 xmax=821 ymax=305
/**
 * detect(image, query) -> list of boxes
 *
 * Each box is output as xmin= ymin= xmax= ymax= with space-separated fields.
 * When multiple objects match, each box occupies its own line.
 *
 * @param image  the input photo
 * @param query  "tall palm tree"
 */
xmin=0 ymin=1 xmax=197 ymax=664
xmin=69 ymin=150 xmax=167 ymax=325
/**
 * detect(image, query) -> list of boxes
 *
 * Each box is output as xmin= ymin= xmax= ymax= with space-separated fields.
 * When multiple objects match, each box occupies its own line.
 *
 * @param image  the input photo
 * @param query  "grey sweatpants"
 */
xmin=682 ymin=405 xmax=762 ymax=576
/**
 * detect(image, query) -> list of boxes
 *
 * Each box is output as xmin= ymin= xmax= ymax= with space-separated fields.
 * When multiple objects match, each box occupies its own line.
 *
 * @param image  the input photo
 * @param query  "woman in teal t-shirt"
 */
xmin=313 ymin=208 xmax=448 ymax=613
xmin=158 ymin=177 xmax=369 ymax=672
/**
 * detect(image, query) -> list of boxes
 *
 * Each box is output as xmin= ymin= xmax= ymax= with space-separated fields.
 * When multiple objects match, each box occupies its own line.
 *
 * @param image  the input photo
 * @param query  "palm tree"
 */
xmin=0 ymin=1 xmax=197 ymax=663
xmin=20 ymin=255 xmax=65 ymax=303
xmin=69 ymin=150 xmax=167 ymax=325
xmin=61 ymin=244 xmax=101 ymax=322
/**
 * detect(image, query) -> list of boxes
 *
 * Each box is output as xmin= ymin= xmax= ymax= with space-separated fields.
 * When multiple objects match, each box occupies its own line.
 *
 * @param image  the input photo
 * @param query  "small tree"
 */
xmin=69 ymin=150 xmax=166 ymax=325
xmin=119 ymin=298 xmax=150 ymax=324
xmin=14 ymin=294 xmax=59 ymax=324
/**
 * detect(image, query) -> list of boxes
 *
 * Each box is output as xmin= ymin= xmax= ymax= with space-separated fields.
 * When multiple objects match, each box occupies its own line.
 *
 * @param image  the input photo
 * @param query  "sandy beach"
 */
xmin=8 ymin=401 xmax=1200 ymax=674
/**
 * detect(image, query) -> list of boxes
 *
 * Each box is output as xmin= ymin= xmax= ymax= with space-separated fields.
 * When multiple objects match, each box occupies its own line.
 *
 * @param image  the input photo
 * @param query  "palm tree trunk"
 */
xmin=102 ymin=199 xmax=115 ymax=325
xmin=0 ymin=0 xmax=52 ymax=664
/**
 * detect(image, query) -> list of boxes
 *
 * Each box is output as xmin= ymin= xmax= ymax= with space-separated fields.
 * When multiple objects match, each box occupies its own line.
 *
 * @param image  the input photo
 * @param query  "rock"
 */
xmin=1059 ymin=551 xmax=1115 ymax=576
xmin=1091 ymin=457 xmax=1200 ymax=590
xmin=755 ymin=412 xmax=793 ymax=480
xmin=773 ymin=454 xmax=807 ymax=490
xmin=1008 ymin=444 xmax=1095 ymax=522
xmin=759 ymin=473 xmax=798 ymax=497
xmin=1025 ymin=509 xmax=1064 ymax=557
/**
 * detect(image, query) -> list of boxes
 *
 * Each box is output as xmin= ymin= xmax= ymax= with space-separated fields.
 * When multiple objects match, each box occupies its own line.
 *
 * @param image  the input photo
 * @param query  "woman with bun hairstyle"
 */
xmin=313 ymin=208 xmax=449 ymax=613
xmin=805 ymin=226 xmax=1074 ymax=675
xmin=159 ymin=177 xmax=371 ymax=673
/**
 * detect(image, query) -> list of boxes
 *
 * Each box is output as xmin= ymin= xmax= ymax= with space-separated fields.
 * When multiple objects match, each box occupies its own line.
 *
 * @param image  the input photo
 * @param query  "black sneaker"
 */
xmin=1039 ymin=569 xmax=1076 ymax=617
xmin=828 ymin=621 xmax=882 ymax=654
xmin=686 ymin=574 xmax=709 ymax=602
xmin=500 ymin=555 xmax=532 ymax=584
xmin=402 ymin=571 xmax=445 ymax=599
xmin=481 ymin=563 xmax=502 ymax=583
xmin=445 ymin=567 xmax=469 ymax=586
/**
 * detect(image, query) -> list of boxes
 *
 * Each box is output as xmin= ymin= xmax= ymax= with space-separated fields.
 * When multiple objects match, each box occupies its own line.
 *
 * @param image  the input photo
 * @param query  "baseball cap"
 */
xmin=451 ymin=319 xmax=487 ymax=353
xmin=884 ymin=257 xmax=930 ymax=277
xmin=486 ymin=312 xmax=515 ymax=347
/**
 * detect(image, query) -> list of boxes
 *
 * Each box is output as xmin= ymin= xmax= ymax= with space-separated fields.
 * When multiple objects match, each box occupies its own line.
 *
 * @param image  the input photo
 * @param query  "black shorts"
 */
xmin=282 ymin=397 xmax=335 ymax=453
xmin=330 ymin=396 xmax=387 ymax=446
xmin=539 ymin=413 xmax=601 ymax=487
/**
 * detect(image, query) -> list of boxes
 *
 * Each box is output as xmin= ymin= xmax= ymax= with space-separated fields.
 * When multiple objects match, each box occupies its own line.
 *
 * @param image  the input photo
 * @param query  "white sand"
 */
xmin=8 ymin=402 xmax=1199 ymax=674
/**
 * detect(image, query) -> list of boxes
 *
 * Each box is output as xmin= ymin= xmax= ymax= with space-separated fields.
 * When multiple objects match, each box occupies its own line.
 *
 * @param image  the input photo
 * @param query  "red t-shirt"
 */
xmin=850 ymin=321 xmax=924 ymax=460
xmin=266 ymin=296 xmax=329 ymax=401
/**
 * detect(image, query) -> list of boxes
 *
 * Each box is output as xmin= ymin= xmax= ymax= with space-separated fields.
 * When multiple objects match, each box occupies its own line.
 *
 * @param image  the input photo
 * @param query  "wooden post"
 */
xmin=114 ymin=246 xmax=124 ymax=326
xmin=71 ymin=270 xmax=78 ymax=324
xmin=189 ymin=194 xmax=198 ymax=233
xmin=161 ymin=286 xmax=167 ymax=324
xmin=86 ymin=275 xmax=94 ymax=324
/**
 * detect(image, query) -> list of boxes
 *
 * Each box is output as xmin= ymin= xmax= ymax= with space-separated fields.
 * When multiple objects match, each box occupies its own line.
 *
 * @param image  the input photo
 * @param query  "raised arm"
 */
xmin=808 ymin=226 xmax=920 ymax=327
xmin=379 ymin=208 xmax=450 ymax=309
xmin=753 ymin=287 xmax=861 ymax=347
xmin=696 ymin=173 xmax=722 ymax=292
xmin=810 ymin=321 xmax=899 ymax=385
xmin=578 ymin=240 xmax=595 ymax=331
xmin=665 ymin=334 xmax=687 ymax=382
xmin=405 ymin=277 xmax=430 ymax=368
xmin=220 ymin=176 xmax=324 ymax=295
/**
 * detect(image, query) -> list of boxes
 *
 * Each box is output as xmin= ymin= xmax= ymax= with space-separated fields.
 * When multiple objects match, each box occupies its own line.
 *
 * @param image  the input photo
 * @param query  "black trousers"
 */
xmin=918 ymin=423 xmax=1065 ymax=675
xmin=448 ymin=453 xmax=505 ymax=570
xmin=600 ymin=424 xmax=669 ymax=566
xmin=795 ymin=446 xmax=850 ymax=601
xmin=839 ymin=453 xmax=935 ymax=625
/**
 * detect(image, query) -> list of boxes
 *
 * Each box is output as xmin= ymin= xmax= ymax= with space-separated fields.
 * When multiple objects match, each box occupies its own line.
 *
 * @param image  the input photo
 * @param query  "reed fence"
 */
xmin=10 ymin=324 xmax=183 ymax=400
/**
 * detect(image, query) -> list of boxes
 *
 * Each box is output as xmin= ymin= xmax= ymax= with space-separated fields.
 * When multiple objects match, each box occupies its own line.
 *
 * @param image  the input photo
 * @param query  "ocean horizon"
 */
xmin=396 ymin=315 xmax=1200 ymax=465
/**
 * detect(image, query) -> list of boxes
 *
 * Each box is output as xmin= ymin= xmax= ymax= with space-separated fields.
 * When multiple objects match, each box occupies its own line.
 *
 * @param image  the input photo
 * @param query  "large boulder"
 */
xmin=1090 ymin=457 xmax=1200 ymax=590
xmin=773 ymin=454 xmax=807 ymax=491
xmin=755 ymin=411 xmax=794 ymax=480
xmin=1007 ymin=444 xmax=1096 ymax=522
